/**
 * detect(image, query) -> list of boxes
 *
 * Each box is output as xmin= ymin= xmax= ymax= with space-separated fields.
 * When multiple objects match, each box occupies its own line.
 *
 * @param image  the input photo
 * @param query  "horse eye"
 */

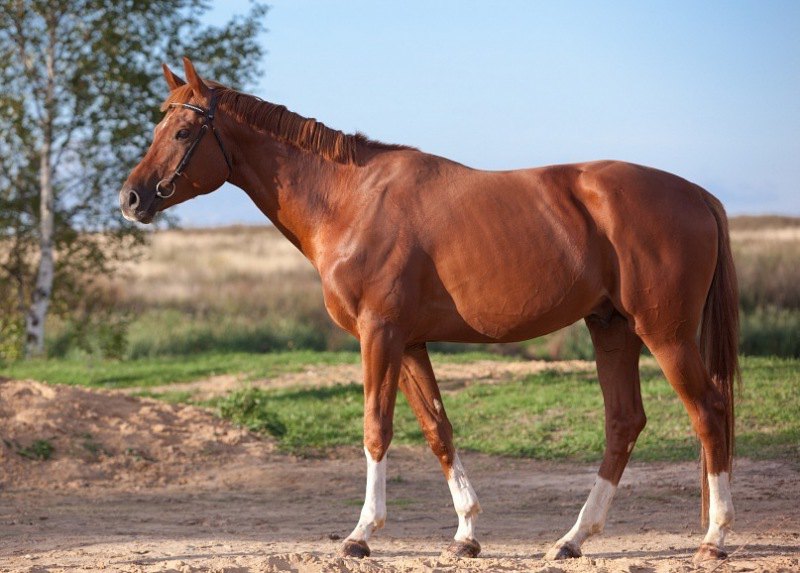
xmin=175 ymin=129 xmax=190 ymax=140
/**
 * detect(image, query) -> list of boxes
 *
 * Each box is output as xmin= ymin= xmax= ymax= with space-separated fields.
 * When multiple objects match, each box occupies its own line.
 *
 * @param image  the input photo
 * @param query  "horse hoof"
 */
xmin=544 ymin=542 xmax=582 ymax=560
xmin=443 ymin=538 xmax=481 ymax=558
xmin=338 ymin=539 xmax=371 ymax=558
xmin=693 ymin=543 xmax=728 ymax=563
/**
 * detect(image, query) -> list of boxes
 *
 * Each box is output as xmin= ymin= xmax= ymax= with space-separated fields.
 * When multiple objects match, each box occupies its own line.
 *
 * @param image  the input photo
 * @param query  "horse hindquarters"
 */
xmin=638 ymin=193 xmax=738 ymax=562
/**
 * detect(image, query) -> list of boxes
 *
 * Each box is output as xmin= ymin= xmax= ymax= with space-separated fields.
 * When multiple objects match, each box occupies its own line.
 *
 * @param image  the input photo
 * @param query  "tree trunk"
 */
xmin=25 ymin=17 xmax=56 ymax=358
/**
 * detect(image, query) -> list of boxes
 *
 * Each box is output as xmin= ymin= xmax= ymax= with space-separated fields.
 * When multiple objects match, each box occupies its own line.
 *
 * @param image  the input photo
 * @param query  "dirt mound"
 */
xmin=0 ymin=378 xmax=271 ymax=490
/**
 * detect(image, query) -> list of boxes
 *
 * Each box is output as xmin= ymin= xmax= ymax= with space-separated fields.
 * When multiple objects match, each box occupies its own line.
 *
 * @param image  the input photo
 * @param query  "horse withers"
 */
xmin=120 ymin=58 xmax=738 ymax=563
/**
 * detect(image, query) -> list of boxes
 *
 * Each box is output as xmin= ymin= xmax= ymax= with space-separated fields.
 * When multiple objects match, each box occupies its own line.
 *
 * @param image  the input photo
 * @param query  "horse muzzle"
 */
xmin=119 ymin=187 xmax=156 ymax=224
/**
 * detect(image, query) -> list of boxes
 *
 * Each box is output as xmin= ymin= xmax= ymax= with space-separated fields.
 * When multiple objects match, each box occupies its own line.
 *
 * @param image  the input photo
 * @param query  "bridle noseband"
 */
xmin=156 ymin=89 xmax=233 ymax=199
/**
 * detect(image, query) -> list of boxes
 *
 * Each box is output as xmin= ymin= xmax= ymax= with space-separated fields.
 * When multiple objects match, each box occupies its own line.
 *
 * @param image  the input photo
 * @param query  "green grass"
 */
xmin=1 ymin=351 xmax=360 ymax=388
xmin=0 ymin=350 xmax=509 ymax=389
xmin=4 ymin=350 xmax=797 ymax=462
xmin=212 ymin=356 xmax=800 ymax=461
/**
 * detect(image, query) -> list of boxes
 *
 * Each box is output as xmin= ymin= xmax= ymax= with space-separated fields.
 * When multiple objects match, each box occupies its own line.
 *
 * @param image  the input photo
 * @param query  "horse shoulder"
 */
xmin=316 ymin=224 xmax=420 ymax=338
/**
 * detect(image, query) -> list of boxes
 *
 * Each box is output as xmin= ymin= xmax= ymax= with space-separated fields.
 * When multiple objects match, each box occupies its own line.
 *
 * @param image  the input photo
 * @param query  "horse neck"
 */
xmin=226 ymin=124 xmax=358 ymax=265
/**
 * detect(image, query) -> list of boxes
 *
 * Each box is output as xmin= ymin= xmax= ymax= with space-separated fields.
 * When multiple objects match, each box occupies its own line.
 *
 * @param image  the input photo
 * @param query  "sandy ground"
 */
xmin=1 ymin=378 xmax=799 ymax=573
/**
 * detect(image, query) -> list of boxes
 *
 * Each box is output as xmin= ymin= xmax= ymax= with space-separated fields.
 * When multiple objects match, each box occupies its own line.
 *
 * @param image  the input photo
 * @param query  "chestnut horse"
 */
xmin=120 ymin=58 xmax=739 ymax=563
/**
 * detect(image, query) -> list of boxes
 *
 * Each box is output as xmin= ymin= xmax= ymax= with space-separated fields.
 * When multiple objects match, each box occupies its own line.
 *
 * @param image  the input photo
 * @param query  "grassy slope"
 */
xmin=0 ymin=351 xmax=359 ymax=388
xmin=0 ymin=350 xmax=507 ymax=388
xmin=3 ymin=352 xmax=797 ymax=462
xmin=212 ymin=355 xmax=799 ymax=461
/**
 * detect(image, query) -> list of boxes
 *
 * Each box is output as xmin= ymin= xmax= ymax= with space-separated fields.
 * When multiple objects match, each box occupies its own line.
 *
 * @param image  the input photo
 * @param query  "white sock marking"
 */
xmin=346 ymin=447 xmax=387 ymax=543
xmin=447 ymin=453 xmax=481 ymax=542
xmin=549 ymin=476 xmax=616 ymax=555
xmin=703 ymin=472 xmax=734 ymax=548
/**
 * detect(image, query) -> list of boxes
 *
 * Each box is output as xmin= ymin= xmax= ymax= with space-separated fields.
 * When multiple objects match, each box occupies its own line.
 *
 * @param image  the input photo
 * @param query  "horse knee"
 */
xmin=364 ymin=424 xmax=393 ymax=461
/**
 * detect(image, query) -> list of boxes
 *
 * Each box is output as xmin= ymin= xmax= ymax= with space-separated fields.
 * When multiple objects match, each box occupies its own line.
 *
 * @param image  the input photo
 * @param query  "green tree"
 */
xmin=0 ymin=0 xmax=267 ymax=358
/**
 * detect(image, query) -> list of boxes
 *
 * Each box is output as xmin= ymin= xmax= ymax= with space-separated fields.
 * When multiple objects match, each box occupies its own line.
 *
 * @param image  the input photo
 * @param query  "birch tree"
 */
xmin=0 ymin=0 xmax=267 ymax=358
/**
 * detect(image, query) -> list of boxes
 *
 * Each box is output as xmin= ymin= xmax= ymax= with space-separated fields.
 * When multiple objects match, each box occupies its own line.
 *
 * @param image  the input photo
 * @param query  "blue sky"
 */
xmin=171 ymin=1 xmax=799 ymax=225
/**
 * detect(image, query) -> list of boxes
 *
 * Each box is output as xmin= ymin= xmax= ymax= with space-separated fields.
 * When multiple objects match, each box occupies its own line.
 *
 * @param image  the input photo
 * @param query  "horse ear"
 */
xmin=182 ymin=57 xmax=211 ymax=101
xmin=162 ymin=63 xmax=186 ymax=91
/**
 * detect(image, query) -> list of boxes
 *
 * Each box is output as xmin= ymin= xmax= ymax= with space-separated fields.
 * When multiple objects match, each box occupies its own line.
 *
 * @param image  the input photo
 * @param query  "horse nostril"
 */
xmin=128 ymin=190 xmax=140 ymax=210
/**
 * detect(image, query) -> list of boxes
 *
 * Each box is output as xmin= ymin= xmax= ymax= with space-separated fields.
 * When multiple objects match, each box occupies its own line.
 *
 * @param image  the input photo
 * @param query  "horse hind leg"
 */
xmin=399 ymin=343 xmax=482 ymax=558
xmin=645 ymin=335 xmax=734 ymax=562
xmin=546 ymin=311 xmax=646 ymax=560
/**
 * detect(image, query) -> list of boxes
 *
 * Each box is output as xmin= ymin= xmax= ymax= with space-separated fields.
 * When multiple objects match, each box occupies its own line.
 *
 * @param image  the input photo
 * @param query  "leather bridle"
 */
xmin=156 ymin=89 xmax=233 ymax=199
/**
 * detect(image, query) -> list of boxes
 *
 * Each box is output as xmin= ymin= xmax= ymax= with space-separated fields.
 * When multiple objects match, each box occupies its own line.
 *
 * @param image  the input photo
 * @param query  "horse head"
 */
xmin=119 ymin=57 xmax=231 ymax=224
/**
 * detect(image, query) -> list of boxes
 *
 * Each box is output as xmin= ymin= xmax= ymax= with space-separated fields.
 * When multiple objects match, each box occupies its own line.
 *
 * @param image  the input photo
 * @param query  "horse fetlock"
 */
xmin=357 ymin=506 xmax=386 ymax=531
xmin=587 ymin=521 xmax=605 ymax=536
xmin=454 ymin=511 xmax=479 ymax=543
xmin=715 ymin=504 xmax=734 ymax=528
xmin=453 ymin=493 xmax=481 ymax=515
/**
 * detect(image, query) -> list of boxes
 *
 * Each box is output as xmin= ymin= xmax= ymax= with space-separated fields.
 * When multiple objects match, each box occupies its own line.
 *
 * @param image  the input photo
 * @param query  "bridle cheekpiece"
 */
xmin=156 ymin=89 xmax=232 ymax=199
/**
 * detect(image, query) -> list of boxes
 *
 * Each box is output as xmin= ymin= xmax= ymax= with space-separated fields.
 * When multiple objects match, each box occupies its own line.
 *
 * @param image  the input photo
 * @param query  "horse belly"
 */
xmin=417 ymin=192 xmax=605 ymax=343
xmin=428 ymin=253 xmax=602 ymax=343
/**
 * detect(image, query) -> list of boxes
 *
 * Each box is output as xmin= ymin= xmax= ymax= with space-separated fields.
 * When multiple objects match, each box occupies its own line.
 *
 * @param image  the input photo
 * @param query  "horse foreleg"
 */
xmin=546 ymin=313 xmax=645 ymax=560
xmin=339 ymin=320 xmax=403 ymax=559
xmin=340 ymin=447 xmax=387 ymax=558
xmin=399 ymin=344 xmax=482 ymax=557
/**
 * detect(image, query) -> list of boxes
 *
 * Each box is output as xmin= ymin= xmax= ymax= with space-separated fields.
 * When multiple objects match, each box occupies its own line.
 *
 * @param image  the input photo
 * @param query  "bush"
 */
xmin=217 ymin=387 xmax=287 ymax=437
xmin=123 ymin=310 xmax=330 ymax=359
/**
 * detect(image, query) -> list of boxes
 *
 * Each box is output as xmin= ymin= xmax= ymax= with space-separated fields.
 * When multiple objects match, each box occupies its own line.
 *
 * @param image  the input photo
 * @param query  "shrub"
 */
xmin=217 ymin=387 xmax=287 ymax=437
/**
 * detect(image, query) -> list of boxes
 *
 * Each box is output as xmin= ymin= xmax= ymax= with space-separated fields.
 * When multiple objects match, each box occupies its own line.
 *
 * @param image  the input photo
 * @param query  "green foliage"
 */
xmin=212 ymin=356 xmax=800 ymax=461
xmin=217 ymin=387 xmax=287 ymax=437
xmin=0 ymin=309 xmax=24 ymax=363
xmin=48 ymin=298 xmax=133 ymax=360
xmin=0 ymin=0 xmax=268 ymax=358
xmin=122 ymin=309 xmax=331 ymax=359
xmin=1 ymin=350 xmax=362 ymax=388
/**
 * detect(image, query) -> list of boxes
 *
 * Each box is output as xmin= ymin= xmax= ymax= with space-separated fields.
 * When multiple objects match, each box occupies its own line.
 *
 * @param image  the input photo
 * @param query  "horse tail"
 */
xmin=698 ymin=190 xmax=740 ymax=525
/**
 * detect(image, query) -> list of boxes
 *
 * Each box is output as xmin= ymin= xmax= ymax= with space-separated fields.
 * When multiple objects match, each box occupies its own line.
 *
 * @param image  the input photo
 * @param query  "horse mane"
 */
xmin=161 ymin=84 xmax=412 ymax=164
